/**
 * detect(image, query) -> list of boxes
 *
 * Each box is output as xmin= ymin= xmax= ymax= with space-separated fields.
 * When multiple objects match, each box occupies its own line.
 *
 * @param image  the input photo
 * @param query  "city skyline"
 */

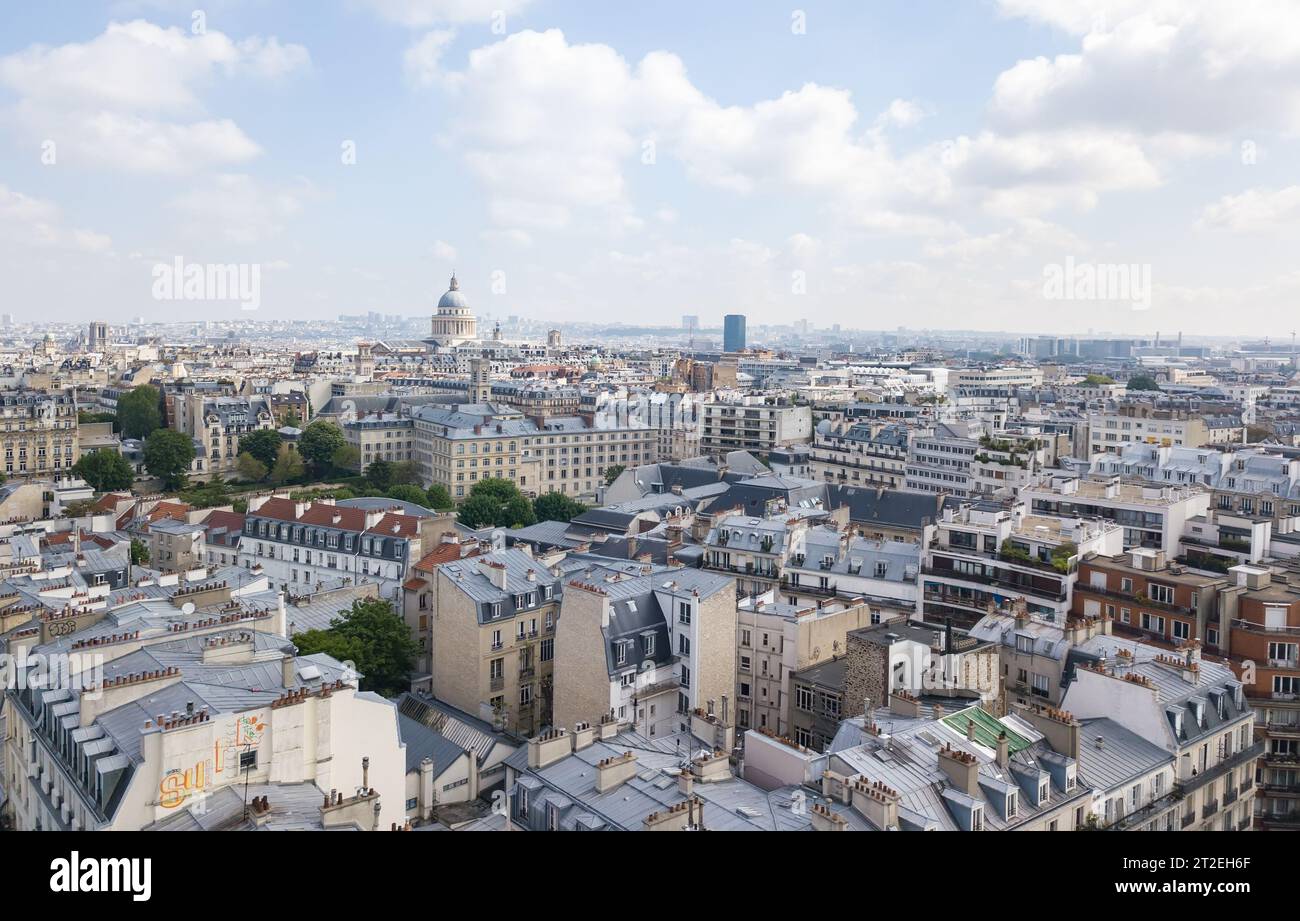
xmin=3 ymin=2 xmax=1300 ymax=334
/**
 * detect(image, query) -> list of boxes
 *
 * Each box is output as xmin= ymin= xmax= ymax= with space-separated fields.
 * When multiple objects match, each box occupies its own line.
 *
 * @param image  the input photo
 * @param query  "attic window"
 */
xmin=1006 ymin=791 xmax=1018 ymax=819
xmin=1038 ymin=781 xmax=1049 ymax=805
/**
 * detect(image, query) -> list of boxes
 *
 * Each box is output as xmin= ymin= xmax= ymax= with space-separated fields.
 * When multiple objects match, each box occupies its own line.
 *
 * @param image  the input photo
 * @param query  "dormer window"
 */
xmin=1038 ymin=781 xmax=1049 ymax=805
xmin=1006 ymin=791 xmax=1018 ymax=819
xmin=970 ymin=805 xmax=984 ymax=831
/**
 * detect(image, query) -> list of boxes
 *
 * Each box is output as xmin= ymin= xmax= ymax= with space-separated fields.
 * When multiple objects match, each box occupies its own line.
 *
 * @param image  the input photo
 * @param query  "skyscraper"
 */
xmin=723 ymin=314 xmax=746 ymax=352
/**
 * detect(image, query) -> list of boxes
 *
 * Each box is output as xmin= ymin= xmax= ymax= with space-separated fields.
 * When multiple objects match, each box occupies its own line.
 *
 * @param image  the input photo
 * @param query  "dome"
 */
xmin=437 ymin=273 xmax=468 ymax=311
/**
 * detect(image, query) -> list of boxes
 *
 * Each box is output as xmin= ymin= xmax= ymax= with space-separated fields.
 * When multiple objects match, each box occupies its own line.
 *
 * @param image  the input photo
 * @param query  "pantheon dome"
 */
xmin=430 ymin=274 xmax=477 ymax=343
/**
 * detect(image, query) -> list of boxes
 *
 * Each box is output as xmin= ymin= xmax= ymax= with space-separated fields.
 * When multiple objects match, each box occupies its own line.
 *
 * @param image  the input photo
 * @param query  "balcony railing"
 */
xmin=1181 ymin=811 xmax=1195 ymax=828
xmin=1201 ymin=799 xmax=1218 ymax=820
xmin=490 ymin=676 xmax=505 ymax=691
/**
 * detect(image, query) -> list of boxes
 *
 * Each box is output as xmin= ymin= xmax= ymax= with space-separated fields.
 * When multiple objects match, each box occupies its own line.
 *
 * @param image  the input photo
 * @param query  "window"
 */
xmin=239 ymin=750 xmax=258 ymax=771
xmin=1149 ymin=583 xmax=1174 ymax=605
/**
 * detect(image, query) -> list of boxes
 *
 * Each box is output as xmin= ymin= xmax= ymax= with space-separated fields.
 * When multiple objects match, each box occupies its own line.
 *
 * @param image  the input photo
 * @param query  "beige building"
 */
xmin=1 ymin=388 xmax=79 ymax=479
xmin=735 ymin=594 xmax=880 ymax=737
xmin=427 ymin=548 xmax=563 ymax=737
xmin=343 ymin=414 xmax=415 ymax=473
xmin=553 ymin=565 xmax=737 ymax=740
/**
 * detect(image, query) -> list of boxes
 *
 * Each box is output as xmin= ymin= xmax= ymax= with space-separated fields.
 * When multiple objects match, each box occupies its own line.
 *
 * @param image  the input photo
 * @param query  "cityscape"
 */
xmin=0 ymin=1 xmax=1293 ymax=891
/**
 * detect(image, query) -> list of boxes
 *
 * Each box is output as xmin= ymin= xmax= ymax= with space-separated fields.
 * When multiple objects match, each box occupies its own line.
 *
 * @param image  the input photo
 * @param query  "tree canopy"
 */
xmin=1126 ymin=375 xmax=1162 ymax=392
xmin=117 ymin=385 xmax=162 ymax=439
xmin=291 ymin=597 xmax=418 ymax=698
xmin=269 ymin=443 xmax=305 ymax=485
xmin=239 ymin=428 xmax=283 ymax=470
xmin=533 ymin=491 xmax=587 ymax=523
xmin=143 ymin=428 xmax=195 ymax=490
xmin=425 ymin=484 xmax=453 ymax=511
xmin=603 ymin=464 xmax=626 ymax=486
xmin=457 ymin=478 xmax=536 ymax=529
xmin=72 ymin=449 xmax=134 ymax=492
xmin=386 ymin=484 xmax=429 ymax=506
xmin=298 ymin=420 xmax=347 ymax=474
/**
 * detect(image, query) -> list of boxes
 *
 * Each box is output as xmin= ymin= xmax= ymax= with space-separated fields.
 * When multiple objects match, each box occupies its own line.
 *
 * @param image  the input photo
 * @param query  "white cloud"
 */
xmin=169 ymin=174 xmax=314 ymax=244
xmin=1197 ymin=186 xmax=1300 ymax=233
xmin=431 ymin=239 xmax=459 ymax=260
xmin=404 ymin=29 xmax=456 ymax=87
xmin=0 ymin=20 xmax=309 ymax=173
xmin=0 ymin=184 xmax=113 ymax=253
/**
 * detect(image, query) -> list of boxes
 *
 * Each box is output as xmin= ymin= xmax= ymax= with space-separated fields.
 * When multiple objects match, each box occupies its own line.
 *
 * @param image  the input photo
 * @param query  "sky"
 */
xmin=2 ymin=0 xmax=1300 ymax=336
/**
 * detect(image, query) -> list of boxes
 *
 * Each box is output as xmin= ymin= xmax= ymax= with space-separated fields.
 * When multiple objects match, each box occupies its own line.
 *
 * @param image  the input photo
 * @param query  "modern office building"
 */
xmin=723 ymin=314 xmax=747 ymax=352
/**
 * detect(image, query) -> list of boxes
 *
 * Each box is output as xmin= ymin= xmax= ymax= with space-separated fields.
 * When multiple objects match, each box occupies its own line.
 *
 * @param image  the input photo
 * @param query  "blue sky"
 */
xmin=2 ymin=1 xmax=1299 ymax=336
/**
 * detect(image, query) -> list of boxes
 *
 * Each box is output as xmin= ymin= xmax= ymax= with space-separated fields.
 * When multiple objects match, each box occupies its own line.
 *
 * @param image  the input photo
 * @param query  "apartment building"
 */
xmin=841 ymin=621 xmax=999 ymax=728
xmin=905 ymin=422 xmax=980 ymax=497
xmin=343 ymin=414 xmax=415 ymax=473
xmin=412 ymin=404 xmax=653 ymax=500
xmin=1 ymin=592 xmax=407 ymax=831
xmin=0 ymin=389 xmax=79 ymax=479
xmin=921 ymin=500 xmax=1121 ymax=628
xmin=734 ymin=594 xmax=878 ymax=739
xmin=238 ymin=496 xmax=454 ymax=603
xmin=1074 ymin=548 xmax=1227 ymax=649
xmin=1022 ymin=474 xmax=1211 ymax=552
xmin=779 ymin=527 xmax=920 ymax=616
xmin=809 ymin=420 xmax=910 ymax=489
xmin=699 ymin=397 xmax=812 ymax=457
xmin=1215 ymin=565 xmax=1300 ymax=829
xmin=427 ymin=549 xmax=562 ymax=737
xmin=701 ymin=509 xmax=823 ymax=598
xmin=182 ymin=394 xmax=276 ymax=481
xmin=1062 ymin=638 xmax=1260 ymax=832
xmin=553 ymin=564 xmax=736 ymax=739
xmin=1086 ymin=402 xmax=1243 ymax=455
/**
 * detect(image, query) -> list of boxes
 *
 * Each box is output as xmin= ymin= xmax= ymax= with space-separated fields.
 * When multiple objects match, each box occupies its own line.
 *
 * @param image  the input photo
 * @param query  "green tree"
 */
xmin=1082 ymin=374 xmax=1115 ymax=385
xmin=391 ymin=460 xmax=420 ymax=486
xmin=72 ymin=449 xmax=134 ymax=492
xmin=117 ymin=385 xmax=162 ymax=439
xmin=426 ymin=484 xmax=453 ymax=510
xmin=534 ymin=491 xmax=587 ymax=523
xmin=459 ymin=478 xmax=536 ymax=529
xmin=282 ymin=410 xmax=303 ymax=428
xmin=298 ymin=420 xmax=347 ymax=475
xmin=604 ymin=464 xmax=625 ymax=486
xmin=236 ymin=451 xmax=269 ymax=482
xmin=78 ymin=410 xmax=120 ymax=432
xmin=239 ymin=428 xmax=283 ymax=470
xmin=291 ymin=597 xmax=418 ymax=698
xmin=366 ymin=458 xmax=395 ymax=491
xmin=129 ymin=538 xmax=150 ymax=566
xmin=269 ymin=444 xmax=305 ymax=485
xmin=387 ymin=484 xmax=429 ymax=506
xmin=331 ymin=443 xmax=361 ymax=473
xmin=143 ymin=428 xmax=195 ymax=490
xmin=180 ymin=476 xmax=232 ymax=509
xmin=1126 ymin=375 xmax=1162 ymax=392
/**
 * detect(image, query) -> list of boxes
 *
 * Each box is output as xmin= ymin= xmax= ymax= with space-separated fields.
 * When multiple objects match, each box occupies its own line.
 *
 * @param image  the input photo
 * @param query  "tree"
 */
xmin=143 ymin=428 xmax=195 ymax=490
xmin=1082 ymin=374 xmax=1115 ymax=385
xmin=391 ymin=460 xmax=420 ymax=486
xmin=78 ymin=410 xmax=119 ymax=432
xmin=269 ymin=443 xmax=305 ymax=485
xmin=366 ymin=458 xmax=395 ymax=491
xmin=534 ymin=491 xmax=587 ymax=523
xmin=387 ymin=484 xmax=429 ymax=506
xmin=1126 ymin=375 xmax=1162 ymax=392
xmin=72 ymin=449 xmax=134 ymax=492
xmin=282 ymin=410 xmax=303 ymax=428
xmin=117 ymin=385 xmax=162 ymax=439
xmin=291 ymin=597 xmax=418 ymax=698
xmin=604 ymin=464 xmax=625 ymax=486
xmin=239 ymin=428 xmax=283 ymax=470
xmin=130 ymin=538 xmax=150 ymax=566
xmin=179 ymin=476 xmax=232 ymax=509
xmin=299 ymin=420 xmax=347 ymax=474
xmin=62 ymin=499 xmax=97 ymax=518
xmin=331 ymin=443 xmax=361 ymax=473
xmin=458 ymin=478 xmax=536 ymax=529
xmin=236 ymin=451 xmax=269 ymax=482
xmin=426 ymin=484 xmax=453 ymax=511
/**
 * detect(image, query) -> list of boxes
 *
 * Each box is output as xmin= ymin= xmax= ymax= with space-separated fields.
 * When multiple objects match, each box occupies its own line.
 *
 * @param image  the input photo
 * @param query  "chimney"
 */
xmin=571 ymin=721 xmax=597 ymax=751
xmin=677 ymin=768 xmax=694 ymax=798
xmin=1013 ymin=704 xmax=1081 ymax=760
xmin=809 ymin=802 xmax=849 ymax=831
xmin=595 ymin=751 xmax=638 ymax=793
xmin=362 ymin=756 xmax=370 ymax=793
xmin=691 ymin=749 xmax=731 ymax=783
xmin=282 ymin=652 xmax=296 ymax=688
xmin=995 ymin=730 xmax=1009 ymax=769
xmin=937 ymin=743 xmax=980 ymax=796
xmin=849 ymin=777 xmax=901 ymax=830
xmin=527 ymin=728 xmax=572 ymax=769
xmin=889 ymin=689 xmax=921 ymax=718
xmin=966 ymin=719 xmax=977 ymax=742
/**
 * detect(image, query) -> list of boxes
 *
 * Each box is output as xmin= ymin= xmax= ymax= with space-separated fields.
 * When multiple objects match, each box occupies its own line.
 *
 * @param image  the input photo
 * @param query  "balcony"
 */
xmin=1201 ymin=799 xmax=1218 ymax=820
xmin=1074 ymin=582 xmax=1195 ymax=617
xmin=1181 ymin=811 xmax=1195 ymax=828
xmin=1238 ymin=817 xmax=1252 ymax=831
xmin=1224 ymin=786 xmax=1238 ymax=806
xmin=1175 ymin=742 xmax=1265 ymax=796
xmin=922 ymin=564 xmax=1066 ymax=602
xmin=490 ymin=675 xmax=505 ymax=692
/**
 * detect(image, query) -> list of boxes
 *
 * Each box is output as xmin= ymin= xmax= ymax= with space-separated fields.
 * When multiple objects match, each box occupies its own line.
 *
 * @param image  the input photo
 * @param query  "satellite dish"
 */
xmin=181 ymin=602 xmax=196 ymax=616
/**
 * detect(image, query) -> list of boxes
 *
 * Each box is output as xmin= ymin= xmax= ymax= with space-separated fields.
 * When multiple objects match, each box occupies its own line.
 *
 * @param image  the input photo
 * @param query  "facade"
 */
xmin=426 ymin=549 xmax=562 ymax=738
xmin=0 ymin=389 xmax=79 ymax=479
xmin=1022 ymin=474 xmax=1211 ymax=553
xmin=809 ymin=420 xmax=910 ymax=489
xmin=905 ymin=423 xmax=980 ymax=497
xmin=343 ymin=414 xmax=415 ymax=473
xmin=553 ymin=564 xmax=736 ymax=740
xmin=427 ymin=274 xmax=478 ymax=346
xmin=699 ymin=398 xmax=812 ymax=456
xmin=238 ymin=496 xmax=452 ymax=603
xmin=1086 ymin=402 xmax=1243 ymax=455
xmin=411 ymin=404 xmax=654 ymax=500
